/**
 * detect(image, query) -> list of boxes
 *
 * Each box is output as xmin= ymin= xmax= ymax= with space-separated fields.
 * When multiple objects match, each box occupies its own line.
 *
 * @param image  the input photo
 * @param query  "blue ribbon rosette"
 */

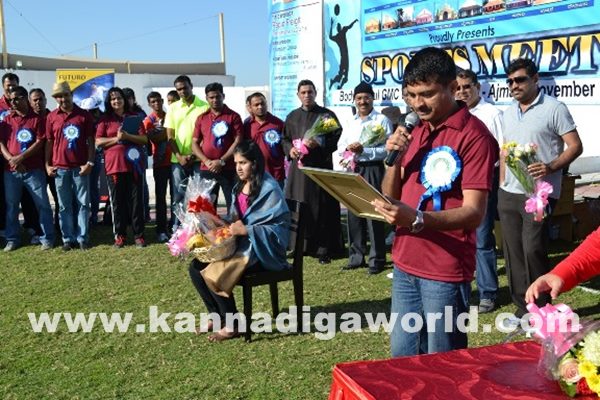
xmin=0 ymin=110 xmax=9 ymax=122
xmin=62 ymin=124 xmax=80 ymax=151
xmin=417 ymin=146 xmax=462 ymax=211
xmin=16 ymin=128 xmax=34 ymax=153
xmin=126 ymin=146 xmax=143 ymax=177
xmin=264 ymin=129 xmax=281 ymax=157
xmin=211 ymin=120 xmax=229 ymax=149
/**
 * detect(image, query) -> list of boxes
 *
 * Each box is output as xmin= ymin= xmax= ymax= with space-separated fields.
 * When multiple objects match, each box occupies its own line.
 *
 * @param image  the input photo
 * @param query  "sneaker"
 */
xmin=4 ymin=241 xmax=18 ymax=252
xmin=478 ymin=299 xmax=496 ymax=314
xmin=134 ymin=237 xmax=146 ymax=248
xmin=30 ymin=235 xmax=41 ymax=245
xmin=114 ymin=236 xmax=125 ymax=248
xmin=40 ymin=242 xmax=54 ymax=251
xmin=157 ymin=232 xmax=169 ymax=243
xmin=79 ymin=242 xmax=91 ymax=251
xmin=368 ymin=266 xmax=384 ymax=275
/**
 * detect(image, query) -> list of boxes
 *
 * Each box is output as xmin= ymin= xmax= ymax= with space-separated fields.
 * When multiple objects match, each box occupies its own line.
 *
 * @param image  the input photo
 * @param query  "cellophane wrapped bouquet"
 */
xmin=502 ymin=142 xmax=553 ymax=221
xmin=339 ymin=123 xmax=386 ymax=171
xmin=528 ymin=303 xmax=600 ymax=397
xmin=167 ymin=176 xmax=235 ymax=261
xmin=293 ymin=114 xmax=339 ymax=167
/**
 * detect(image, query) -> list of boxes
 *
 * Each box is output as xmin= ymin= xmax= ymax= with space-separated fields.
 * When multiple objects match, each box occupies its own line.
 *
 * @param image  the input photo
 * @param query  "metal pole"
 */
xmin=219 ymin=12 xmax=226 ymax=72
xmin=93 ymin=43 xmax=98 ymax=59
xmin=0 ymin=0 xmax=8 ymax=69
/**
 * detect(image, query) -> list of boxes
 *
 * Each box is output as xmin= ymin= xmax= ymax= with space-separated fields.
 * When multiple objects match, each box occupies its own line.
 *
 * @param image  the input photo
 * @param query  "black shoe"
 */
xmin=318 ymin=255 xmax=331 ymax=265
xmin=342 ymin=263 xmax=363 ymax=271
xmin=62 ymin=242 xmax=74 ymax=252
xmin=368 ymin=266 xmax=384 ymax=275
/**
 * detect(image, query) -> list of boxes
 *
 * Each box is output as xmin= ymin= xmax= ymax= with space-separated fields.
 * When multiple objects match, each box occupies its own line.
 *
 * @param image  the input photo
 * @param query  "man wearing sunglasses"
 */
xmin=455 ymin=69 xmax=503 ymax=314
xmin=498 ymin=58 xmax=583 ymax=326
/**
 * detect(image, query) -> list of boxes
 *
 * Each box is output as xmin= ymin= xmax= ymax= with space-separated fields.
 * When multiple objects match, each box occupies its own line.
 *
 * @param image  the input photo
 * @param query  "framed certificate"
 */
xmin=301 ymin=167 xmax=391 ymax=221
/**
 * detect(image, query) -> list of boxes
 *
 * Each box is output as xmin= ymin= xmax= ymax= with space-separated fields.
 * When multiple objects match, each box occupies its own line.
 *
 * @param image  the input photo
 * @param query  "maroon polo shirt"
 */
xmin=46 ymin=104 xmax=94 ymax=169
xmin=0 ymin=110 xmax=45 ymax=171
xmin=392 ymin=103 xmax=499 ymax=282
xmin=96 ymin=112 xmax=146 ymax=175
xmin=192 ymin=104 xmax=243 ymax=171
xmin=0 ymin=95 xmax=11 ymax=121
xmin=243 ymin=113 xmax=285 ymax=181
xmin=142 ymin=111 xmax=171 ymax=169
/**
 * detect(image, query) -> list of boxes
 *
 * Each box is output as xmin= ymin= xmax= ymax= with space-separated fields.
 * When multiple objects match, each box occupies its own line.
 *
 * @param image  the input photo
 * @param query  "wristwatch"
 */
xmin=410 ymin=210 xmax=424 ymax=233
xmin=219 ymin=158 xmax=226 ymax=167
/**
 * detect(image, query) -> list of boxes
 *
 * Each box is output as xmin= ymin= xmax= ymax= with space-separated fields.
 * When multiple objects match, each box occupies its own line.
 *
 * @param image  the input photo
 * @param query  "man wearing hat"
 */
xmin=45 ymin=81 xmax=95 ymax=250
xmin=336 ymin=81 xmax=392 ymax=274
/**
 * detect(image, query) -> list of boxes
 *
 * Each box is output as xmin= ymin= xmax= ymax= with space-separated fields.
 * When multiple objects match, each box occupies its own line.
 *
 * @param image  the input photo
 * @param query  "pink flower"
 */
xmin=559 ymin=358 xmax=582 ymax=384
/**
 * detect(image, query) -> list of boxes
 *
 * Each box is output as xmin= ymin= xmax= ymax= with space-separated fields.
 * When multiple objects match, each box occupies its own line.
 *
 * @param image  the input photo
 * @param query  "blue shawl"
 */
xmin=229 ymin=173 xmax=290 ymax=271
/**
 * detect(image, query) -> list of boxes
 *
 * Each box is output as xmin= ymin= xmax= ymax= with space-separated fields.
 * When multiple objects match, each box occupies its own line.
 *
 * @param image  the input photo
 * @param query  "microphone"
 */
xmin=384 ymin=112 xmax=420 ymax=167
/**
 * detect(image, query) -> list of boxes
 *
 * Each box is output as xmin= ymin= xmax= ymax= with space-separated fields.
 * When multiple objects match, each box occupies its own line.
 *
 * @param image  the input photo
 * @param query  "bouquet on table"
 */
xmin=502 ymin=142 xmax=553 ymax=221
xmin=167 ymin=176 xmax=235 ymax=262
xmin=528 ymin=303 xmax=600 ymax=397
xmin=339 ymin=123 xmax=386 ymax=172
xmin=293 ymin=114 xmax=339 ymax=167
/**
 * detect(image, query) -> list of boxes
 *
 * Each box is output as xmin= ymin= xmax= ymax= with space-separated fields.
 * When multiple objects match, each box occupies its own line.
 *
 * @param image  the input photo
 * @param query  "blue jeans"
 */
xmin=4 ymin=169 xmax=55 ymax=245
xmin=475 ymin=167 xmax=499 ymax=301
xmin=390 ymin=267 xmax=470 ymax=357
xmin=55 ymin=168 xmax=90 ymax=244
xmin=171 ymin=163 xmax=196 ymax=228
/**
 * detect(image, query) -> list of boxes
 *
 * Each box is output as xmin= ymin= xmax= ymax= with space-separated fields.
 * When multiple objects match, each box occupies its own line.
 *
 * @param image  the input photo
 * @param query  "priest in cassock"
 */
xmin=282 ymin=79 xmax=345 ymax=264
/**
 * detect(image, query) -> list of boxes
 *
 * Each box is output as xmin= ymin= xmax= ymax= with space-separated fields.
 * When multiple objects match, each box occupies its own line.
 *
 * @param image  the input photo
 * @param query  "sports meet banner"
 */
xmin=55 ymin=69 xmax=114 ymax=112
xmin=268 ymin=0 xmax=325 ymax=119
xmin=324 ymin=0 xmax=600 ymax=109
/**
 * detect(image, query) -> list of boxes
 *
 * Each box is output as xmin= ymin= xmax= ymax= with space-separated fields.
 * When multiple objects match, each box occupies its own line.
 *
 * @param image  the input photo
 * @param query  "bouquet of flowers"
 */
xmin=293 ymin=114 xmax=339 ymax=167
xmin=339 ymin=123 xmax=386 ymax=171
xmin=168 ymin=176 xmax=235 ymax=261
xmin=528 ymin=303 xmax=600 ymax=397
xmin=502 ymin=141 xmax=553 ymax=221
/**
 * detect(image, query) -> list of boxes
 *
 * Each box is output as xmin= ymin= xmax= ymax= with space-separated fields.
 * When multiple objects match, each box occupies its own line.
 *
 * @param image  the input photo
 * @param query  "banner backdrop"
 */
xmin=55 ymin=69 xmax=114 ymax=112
xmin=269 ymin=0 xmax=324 ymax=119
xmin=324 ymin=0 xmax=600 ymax=109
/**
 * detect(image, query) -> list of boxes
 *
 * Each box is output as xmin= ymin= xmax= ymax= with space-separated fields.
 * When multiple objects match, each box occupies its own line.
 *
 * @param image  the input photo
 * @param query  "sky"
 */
xmin=2 ymin=0 xmax=270 ymax=86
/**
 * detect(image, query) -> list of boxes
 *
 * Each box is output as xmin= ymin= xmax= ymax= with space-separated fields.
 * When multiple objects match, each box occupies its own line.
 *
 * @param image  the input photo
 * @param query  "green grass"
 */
xmin=1 ymin=225 xmax=599 ymax=399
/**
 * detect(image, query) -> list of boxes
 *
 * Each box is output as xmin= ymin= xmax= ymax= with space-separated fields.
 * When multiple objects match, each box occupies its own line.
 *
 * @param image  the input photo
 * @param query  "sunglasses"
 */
xmin=9 ymin=95 xmax=26 ymax=103
xmin=506 ymin=76 xmax=530 ymax=86
xmin=456 ymin=84 xmax=473 ymax=91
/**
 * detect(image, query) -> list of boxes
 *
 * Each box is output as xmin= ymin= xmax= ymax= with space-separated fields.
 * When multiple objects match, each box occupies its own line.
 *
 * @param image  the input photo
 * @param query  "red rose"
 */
xmin=577 ymin=378 xmax=595 ymax=395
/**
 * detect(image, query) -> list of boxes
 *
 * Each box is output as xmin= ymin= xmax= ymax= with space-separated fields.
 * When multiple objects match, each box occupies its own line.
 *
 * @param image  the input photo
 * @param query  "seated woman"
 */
xmin=525 ymin=227 xmax=600 ymax=303
xmin=189 ymin=140 xmax=290 ymax=342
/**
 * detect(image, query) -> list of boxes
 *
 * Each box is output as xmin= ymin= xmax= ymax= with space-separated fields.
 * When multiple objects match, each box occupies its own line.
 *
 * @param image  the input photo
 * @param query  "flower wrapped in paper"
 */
xmin=293 ymin=114 xmax=339 ymax=167
xmin=339 ymin=123 xmax=386 ymax=171
xmin=502 ymin=141 xmax=553 ymax=222
xmin=168 ymin=176 xmax=235 ymax=260
xmin=527 ymin=302 xmax=600 ymax=397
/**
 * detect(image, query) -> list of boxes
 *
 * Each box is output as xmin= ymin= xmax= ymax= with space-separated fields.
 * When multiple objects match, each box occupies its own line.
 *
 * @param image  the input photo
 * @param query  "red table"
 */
xmin=329 ymin=341 xmax=584 ymax=400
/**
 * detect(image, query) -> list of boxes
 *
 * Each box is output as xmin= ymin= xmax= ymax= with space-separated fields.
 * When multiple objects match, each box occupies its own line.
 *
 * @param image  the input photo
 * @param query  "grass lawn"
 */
xmin=1 ymin=225 xmax=599 ymax=399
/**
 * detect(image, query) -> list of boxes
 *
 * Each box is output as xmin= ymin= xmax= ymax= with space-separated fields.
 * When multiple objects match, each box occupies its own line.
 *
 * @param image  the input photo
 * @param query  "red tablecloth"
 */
xmin=329 ymin=341 xmax=587 ymax=400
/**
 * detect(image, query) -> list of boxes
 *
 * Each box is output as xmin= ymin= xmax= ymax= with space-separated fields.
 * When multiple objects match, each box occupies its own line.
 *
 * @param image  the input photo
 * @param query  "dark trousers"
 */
xmin=347 ymin=163 xmax=386 ymax=268
xmin=188 ymin=259 xmax=238 ymax=328
xmin=106 ymin=172 xmax=145 ymax=239
xmin=196 ymin=169 xmax=235 ymax=213
xmin=153 ymin=165 xmax=172 ymax=234
xmin=497 ymin=189 xmax=555 ymax=317
xmin=0 ymin=162 xmax=4 ymax=230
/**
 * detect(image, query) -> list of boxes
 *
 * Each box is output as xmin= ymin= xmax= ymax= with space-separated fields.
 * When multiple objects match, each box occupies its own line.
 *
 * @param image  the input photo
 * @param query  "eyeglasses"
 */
xmin=506 ymin=76 xmax=530 ymax=86
xmin=456 ymin=84 xmax=473 ymax=91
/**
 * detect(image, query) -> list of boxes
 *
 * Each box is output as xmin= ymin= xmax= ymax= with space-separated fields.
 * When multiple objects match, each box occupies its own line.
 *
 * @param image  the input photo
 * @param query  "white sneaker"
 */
xmin=157 ymin=233 xmax=169 ymax=243
xmin=386 ymin=272 xmax=393 ymax=279
xmin=30 ymin=235 xmax=41 ymax=245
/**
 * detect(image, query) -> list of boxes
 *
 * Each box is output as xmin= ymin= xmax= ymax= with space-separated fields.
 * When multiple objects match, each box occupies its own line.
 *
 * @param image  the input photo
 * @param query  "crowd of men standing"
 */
xmin=0 ymin=50 xmax=585 ymax=358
